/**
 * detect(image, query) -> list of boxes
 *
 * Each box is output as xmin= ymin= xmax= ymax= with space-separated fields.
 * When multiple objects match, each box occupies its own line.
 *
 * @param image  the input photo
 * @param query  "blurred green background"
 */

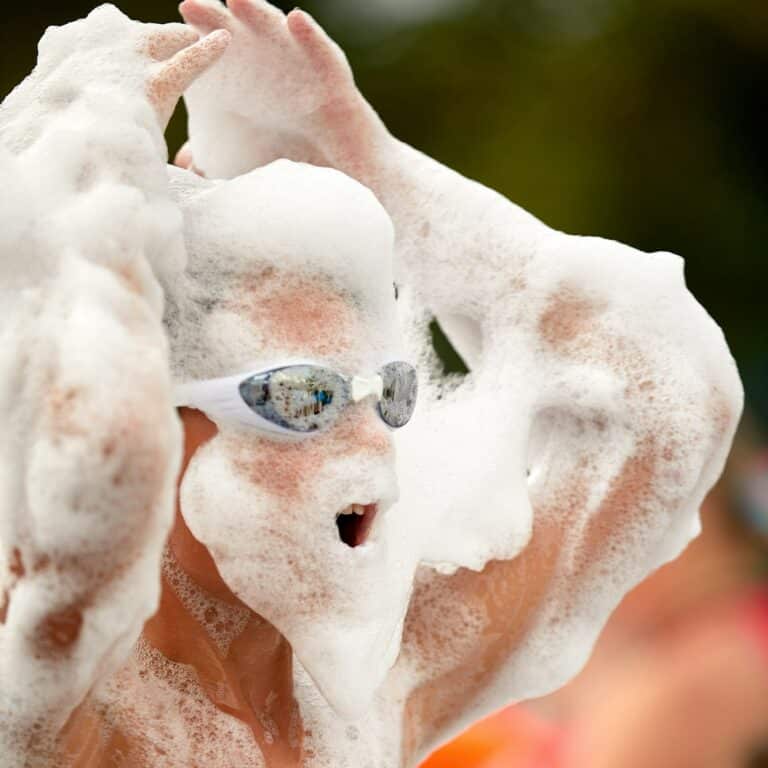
xmin=2 ymin=0 xmax=766 ymax=410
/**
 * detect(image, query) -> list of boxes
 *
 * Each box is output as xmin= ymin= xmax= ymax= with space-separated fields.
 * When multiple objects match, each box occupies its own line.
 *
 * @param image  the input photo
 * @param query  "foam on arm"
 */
xmin=0 ymin=7 xmax=227 ymax=761
xmin=180 ymin=2 xmax=742 ymax=760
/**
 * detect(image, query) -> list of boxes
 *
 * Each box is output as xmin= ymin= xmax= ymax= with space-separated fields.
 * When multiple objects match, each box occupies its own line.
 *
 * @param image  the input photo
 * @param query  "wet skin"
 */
xmin=58 ymin=408 xmax=303 ymax=768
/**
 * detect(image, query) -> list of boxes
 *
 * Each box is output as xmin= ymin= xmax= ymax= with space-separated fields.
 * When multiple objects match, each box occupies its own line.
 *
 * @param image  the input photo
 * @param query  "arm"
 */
xmin=180 ymin=2 xmax=742 ymax=761
xmin=0 ymin=8 xmax=228 ymax=761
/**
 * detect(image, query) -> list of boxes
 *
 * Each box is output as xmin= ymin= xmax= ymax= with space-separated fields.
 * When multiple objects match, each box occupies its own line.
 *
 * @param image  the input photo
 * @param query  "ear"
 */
xmin=174 ymin=142 xmax=194 ymax=170
xmin=173 ymin=141 xmax=208 ymax=178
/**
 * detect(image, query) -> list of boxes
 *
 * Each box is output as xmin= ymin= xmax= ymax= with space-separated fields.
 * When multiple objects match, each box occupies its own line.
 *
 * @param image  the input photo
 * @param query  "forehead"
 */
xmin=171 ymin=161 xmax=401 ymax=380
xmin=228 ymin=265 xmax=362 ymax=364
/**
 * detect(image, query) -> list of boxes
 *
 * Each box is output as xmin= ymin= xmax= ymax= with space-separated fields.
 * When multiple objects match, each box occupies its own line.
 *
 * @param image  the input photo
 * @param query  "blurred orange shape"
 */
xmin=420 ymin=706 xmax=562 ymax=768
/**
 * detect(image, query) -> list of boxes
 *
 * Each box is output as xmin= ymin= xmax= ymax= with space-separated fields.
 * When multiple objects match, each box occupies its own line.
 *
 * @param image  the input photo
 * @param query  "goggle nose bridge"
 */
xmin=351 ymin=374 xmax=384 ymax=403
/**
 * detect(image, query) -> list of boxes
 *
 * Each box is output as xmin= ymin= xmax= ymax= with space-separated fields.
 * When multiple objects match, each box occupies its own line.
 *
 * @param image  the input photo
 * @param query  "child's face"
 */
xmin=172 ymin=162 xmax=414 ymax=717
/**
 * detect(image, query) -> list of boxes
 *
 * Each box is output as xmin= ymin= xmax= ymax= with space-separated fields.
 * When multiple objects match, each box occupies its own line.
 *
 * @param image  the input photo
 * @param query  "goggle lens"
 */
xmin=240 ymin=365 xmax=350 ymax=433
xmin=239 ymin=362 xmax=417 ymax=433
xmin=378 ymin=361 xmax=418 ymax=428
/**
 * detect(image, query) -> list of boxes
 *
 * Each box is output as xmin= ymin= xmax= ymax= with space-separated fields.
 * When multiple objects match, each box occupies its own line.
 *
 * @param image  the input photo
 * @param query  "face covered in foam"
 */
xmin=165 ymin=160 xmax=414 ymax=717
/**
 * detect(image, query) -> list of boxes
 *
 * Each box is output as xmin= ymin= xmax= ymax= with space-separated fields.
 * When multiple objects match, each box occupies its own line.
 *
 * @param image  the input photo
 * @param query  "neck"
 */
xmin=142 ymin=513 xmax=303 ymax=766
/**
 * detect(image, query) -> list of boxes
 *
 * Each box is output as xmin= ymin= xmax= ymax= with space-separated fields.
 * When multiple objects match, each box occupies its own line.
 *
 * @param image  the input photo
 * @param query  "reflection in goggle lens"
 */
xmin=239 ymin=362 xmax=418 ymax=433
xmin=378 ymin=361 xmax=418 ymax=428
xmin=240 ymin=365 xmax=349 ymax=433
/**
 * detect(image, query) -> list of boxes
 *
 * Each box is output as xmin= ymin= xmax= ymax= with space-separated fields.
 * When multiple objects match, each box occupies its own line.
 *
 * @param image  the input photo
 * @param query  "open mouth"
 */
xmin=336 ymin=503 xmax=378 ymax=548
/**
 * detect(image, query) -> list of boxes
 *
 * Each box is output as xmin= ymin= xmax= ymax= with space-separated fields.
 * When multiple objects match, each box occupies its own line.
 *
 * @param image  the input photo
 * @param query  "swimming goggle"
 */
xmin=174 ymin=362 xmax=418 ymax=436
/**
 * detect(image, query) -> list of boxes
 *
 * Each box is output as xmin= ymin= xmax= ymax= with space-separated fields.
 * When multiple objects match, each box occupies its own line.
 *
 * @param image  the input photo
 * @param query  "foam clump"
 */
xmin=0 ymin=5 xmax=203 ymax=762
xmin=182 ymin=0 xmax=742 ymax=762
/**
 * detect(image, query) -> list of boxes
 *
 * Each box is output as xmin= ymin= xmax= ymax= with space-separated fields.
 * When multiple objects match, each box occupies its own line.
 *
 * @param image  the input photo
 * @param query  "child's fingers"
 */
xmin=287 ymin=10 xmax=348 ymax=82
xmin=149 ymin=29 xmax=231 ymax=120
xmin=227 ymin=0 xmax=284 ymax=34
xmin=179 ymin=0 xmax=234 ymax=34
xmin=145 ymin=23 xmax=200 ymax=61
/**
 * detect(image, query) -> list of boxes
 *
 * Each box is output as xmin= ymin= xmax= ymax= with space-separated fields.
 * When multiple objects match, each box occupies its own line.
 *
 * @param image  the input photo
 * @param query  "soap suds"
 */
xmin=538 ymin=287 xmax=605 ymax=351
xmin=0 ymin=6 xmax=223 ymax=763
xmin=161 ymin=159 xmax=409 ymax=723
xmin=179 ymin=2 xmax=743 ymax=761
xmin=0 ymin=2 xmax=745 ymax=767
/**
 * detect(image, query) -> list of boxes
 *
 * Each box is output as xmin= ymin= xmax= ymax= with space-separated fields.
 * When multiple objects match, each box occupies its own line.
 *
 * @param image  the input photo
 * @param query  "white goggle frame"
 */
xmin=174 ymin=362 xmax=385 ymax=436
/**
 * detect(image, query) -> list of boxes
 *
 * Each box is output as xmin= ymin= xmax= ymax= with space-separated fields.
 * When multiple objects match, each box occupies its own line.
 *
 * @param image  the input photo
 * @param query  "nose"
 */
xmin=333 ymin=400 xmax=393 ymax=459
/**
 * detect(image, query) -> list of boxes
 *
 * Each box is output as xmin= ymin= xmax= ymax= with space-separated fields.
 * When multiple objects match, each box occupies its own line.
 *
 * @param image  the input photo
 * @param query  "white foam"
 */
xmin=0 ymin=5 xmax=184 ymax=762
xmin=0 ymin=2 xmax=744 ymax=766
xmin=182 ymin=2 xmax=742 ymax=763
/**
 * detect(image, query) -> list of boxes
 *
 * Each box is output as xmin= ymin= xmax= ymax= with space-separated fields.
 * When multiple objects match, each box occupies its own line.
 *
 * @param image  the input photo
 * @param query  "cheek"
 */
xmin=232 ymin=403 xmax=392 ymax=505
xmin=234 ymin=441 xmax=315 ymax=502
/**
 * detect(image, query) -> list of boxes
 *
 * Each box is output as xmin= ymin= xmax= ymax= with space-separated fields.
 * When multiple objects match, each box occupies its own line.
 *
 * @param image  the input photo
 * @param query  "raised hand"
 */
xmin=1 ymin=5 xmax=229 ymax=148
xmin=180 ymin=0 xmax=386 ymax=178
xmin=0 ymin=7 xmax=228 ymax=763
